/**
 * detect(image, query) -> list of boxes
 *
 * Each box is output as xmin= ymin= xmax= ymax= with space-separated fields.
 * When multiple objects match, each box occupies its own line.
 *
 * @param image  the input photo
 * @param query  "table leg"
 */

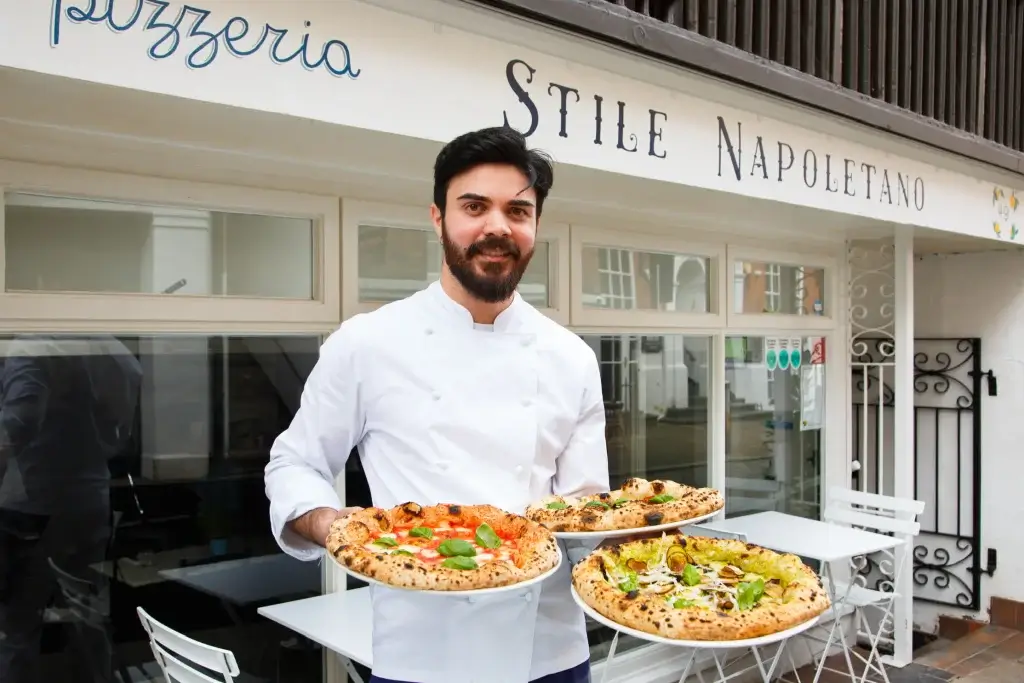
xmin=804 ymin=562 xmax=857 ymax=683
xmin=599 ymin=631 xmax=621 ymax=683
xmin=674 ymin=648 xmax=699 ymax=683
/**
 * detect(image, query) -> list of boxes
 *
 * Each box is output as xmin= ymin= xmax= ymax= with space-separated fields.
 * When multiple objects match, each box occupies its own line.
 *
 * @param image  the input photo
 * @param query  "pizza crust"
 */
xmin=526 ymin=478 xmax=724 ymax=533
xmin=571 ymin=533 xmax=830 ymax=640
xmin=327 ymin=502 xmax=561 ymax=591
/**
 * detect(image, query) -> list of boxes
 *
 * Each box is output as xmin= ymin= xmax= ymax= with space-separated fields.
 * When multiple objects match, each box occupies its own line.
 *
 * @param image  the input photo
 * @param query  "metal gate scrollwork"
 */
xmin=851 ymin=337 xmax=994 ymax=611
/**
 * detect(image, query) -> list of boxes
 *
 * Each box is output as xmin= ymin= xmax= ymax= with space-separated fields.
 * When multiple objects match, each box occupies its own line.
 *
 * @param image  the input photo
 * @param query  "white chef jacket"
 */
xmin=265 ymin=281 xmax=609 ymax=683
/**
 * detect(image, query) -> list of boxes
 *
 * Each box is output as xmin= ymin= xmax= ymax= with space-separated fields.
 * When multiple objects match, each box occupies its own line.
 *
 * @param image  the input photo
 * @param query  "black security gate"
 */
xmin=851 ymin=337 xmax=995 ymax=610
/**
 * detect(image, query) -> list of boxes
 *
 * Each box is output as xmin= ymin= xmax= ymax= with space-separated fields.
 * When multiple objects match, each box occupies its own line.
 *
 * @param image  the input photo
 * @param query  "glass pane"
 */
xmin=4 ymin=193 xmax=314 ymax=299
xmin=581 ymin=245 xmax=710 ymax=312
xmin=357 ymin=225 xmax=552 ymax=307
xmin=725 ymin=335 xmax=825 ymax=520
xmin=579 ymin=333 xmax=712 ymax=660
xmin=733 ymin=260 xmax=827 ymax=316
xmin=0 ymin=333 xmax=324 ymax=681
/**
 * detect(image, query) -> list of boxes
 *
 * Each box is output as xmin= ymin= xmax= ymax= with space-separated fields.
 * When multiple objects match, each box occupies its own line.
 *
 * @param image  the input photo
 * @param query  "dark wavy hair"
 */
xmin=433 ymin=126 xmax=555 ymax=218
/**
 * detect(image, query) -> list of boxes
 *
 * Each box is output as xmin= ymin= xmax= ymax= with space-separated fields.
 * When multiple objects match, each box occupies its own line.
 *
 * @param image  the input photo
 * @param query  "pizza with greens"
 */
xmin=327 ymin=502 xmax=560 ymax=591
xmin=526 ymin=478 xmax=723 ymax=533
xmin=571 ymin=533 xmax=829 ymax=640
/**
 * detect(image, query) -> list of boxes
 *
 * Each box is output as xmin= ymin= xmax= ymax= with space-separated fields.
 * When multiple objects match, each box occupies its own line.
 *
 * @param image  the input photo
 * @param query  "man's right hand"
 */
xmin=288 ymin=506 xmax=362 ymax=548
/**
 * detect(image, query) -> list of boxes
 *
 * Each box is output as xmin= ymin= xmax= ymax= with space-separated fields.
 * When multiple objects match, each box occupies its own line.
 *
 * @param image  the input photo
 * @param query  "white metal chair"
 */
xmin=137 ymin=606 xmax=242 ymax=683
xmin=781 ymin=487 xmax=924 ymax=683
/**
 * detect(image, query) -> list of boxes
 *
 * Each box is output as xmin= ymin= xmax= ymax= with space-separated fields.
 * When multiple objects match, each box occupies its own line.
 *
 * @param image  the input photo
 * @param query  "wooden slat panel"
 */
xmin=595 ymin=0 xmax=1024 ymax=152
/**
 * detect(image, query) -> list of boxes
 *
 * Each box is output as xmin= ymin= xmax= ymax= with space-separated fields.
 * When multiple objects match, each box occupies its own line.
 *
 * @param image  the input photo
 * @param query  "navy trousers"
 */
xmin=369 ymin=659 xmax=591 ymax=683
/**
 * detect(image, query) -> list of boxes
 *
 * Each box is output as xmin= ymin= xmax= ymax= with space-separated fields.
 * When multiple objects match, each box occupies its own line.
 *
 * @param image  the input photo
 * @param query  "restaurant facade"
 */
xmin=0 ymin=0 xmax=1020 ymax=682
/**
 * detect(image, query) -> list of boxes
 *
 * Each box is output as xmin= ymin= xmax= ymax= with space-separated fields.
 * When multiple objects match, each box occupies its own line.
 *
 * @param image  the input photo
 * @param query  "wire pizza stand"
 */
xmin=572 ymin=586 xmax=820 ymax=683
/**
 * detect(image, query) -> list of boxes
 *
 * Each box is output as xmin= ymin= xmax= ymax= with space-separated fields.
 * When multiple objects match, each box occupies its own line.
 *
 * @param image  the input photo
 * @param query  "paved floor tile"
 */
xmin=954 ymin=659 xmax=1024 ymax=683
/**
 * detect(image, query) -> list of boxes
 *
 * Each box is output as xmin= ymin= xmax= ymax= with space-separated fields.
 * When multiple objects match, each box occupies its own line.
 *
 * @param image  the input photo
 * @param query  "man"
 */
xmin=265 ymin=126 xmax=609 ymax=683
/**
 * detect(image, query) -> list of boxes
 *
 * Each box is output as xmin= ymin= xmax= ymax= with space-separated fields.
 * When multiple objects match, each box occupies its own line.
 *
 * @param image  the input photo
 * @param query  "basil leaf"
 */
xmin=437 ymin=539 xmax=476 ymax=558
xmin=546 ymin=501 xmax=569 ymax=510
xmin=611 ymin=498 xmax=630 ymax=508
xmin=672 ymin=598 xmax=696 ymax=608
xmin=475 ymin=523 xmax=501 ymax=549
xmin=585 ymin=501 xmax=610 ymax=510
xmin=442 ymin=556 xmax=478 ymax=570
xmin=737 ymin=578 xmax=766 ymax=611
xmin=682 ymin=564 xmax=702 ymax=586
xmin=373 ymin=536 xmax=398 ymax=548
xmin=409 ymin=527 xmax=434 ymax=540
xmin=391 ymin=549 xmax=414 ymax=557
xmin=649 ymin=494 xmax=676 ymax=504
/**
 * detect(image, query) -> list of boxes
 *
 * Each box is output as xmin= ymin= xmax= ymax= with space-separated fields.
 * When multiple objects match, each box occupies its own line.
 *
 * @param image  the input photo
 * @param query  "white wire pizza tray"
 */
xmin=331 ymin=541 xmax=563 ymax=597
xmin=570 ymin=584 xmax=820 ymax=648
xmin=550 ymin=508 xmax=721 ymax=540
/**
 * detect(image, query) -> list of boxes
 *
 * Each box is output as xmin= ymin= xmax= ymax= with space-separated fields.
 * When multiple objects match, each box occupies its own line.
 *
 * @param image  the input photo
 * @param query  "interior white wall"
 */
xmin=909 ymin=249 xmax=1024 ymax=633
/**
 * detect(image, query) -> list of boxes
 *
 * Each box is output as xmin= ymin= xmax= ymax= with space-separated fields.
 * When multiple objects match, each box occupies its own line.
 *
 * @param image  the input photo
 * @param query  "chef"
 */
xmin=265 ymin=126 xmax=609 ymax=683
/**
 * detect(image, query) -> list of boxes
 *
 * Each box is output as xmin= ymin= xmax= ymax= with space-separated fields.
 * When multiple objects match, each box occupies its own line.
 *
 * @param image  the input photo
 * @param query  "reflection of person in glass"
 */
xmin=0 ymin=335 xmax=142 ymax=683
xmin=266 ymin=127 xmax=610 ymax=683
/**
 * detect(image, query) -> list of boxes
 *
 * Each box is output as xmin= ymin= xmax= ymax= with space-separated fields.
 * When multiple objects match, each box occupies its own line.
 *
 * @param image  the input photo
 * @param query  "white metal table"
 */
xmin=258 ymin=588 xmax=373 ymax=683
xmin=706 ymin=512 xmax=906 ymax=683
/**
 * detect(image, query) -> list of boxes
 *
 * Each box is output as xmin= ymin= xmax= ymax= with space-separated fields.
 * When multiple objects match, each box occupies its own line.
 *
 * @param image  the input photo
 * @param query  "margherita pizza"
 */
xmin=571 ymin=533 xmax=830 ymax=640
xmin=526 ymin=478 xmax=724 ymax=533
xmin=327 ymin=502 xmax=560 ymax=591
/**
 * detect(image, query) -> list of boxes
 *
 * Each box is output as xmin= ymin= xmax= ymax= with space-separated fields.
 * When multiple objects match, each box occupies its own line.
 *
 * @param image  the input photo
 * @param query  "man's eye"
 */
xmin=465 ymin=203 xmax=482 ymax=212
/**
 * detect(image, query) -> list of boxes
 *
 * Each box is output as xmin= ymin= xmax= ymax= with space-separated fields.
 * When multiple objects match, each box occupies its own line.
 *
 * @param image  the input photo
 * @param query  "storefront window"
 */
xmin=3 ymin=193 xmax=316 ymax=299
xmin=0 ymin=333 xmax=324 ymax=682
xmin=724 ymin=335 xmax=825 ymax=520
xmin=580 ymin=246 xmax=710 ymax=313
xmin=357 ymin=224 xmax=552 ymax=307
xmin=579 ymin=333 xmax=712 ymax=660
xmin=733 ymin=260 xmax=827 ymax=316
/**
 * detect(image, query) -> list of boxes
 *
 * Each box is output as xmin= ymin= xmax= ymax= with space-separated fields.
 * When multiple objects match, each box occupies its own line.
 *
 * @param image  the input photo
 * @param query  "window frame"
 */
xmin=0 ymin=160 xmax=340 ymax=331
xmin=569 ymin=225 xmax=727 ymax=330
xmin=726 ymin=245 xmax=837 ymax=331
xmin=341 ymin=200 xmax=569 ymax=323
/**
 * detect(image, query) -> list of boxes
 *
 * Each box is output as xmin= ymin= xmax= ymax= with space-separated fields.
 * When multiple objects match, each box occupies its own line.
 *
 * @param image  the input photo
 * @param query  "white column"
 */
xmin=892 ymin=230 xmax=915 ymax=666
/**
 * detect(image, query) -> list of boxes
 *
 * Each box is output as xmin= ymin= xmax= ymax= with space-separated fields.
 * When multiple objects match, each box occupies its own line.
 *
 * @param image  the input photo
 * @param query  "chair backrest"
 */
xmin=48 ymin=557 xmax=109 ymax=628
xmin=824 ymin=486 xmax=924 ymax=537
xmin=137 ymin=607 xmax=240 ymax=683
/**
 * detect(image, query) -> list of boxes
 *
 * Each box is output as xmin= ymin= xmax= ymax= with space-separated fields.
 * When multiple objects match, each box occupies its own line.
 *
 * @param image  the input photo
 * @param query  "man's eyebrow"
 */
xmin=456 ymin=193 xmax=535 ymax=209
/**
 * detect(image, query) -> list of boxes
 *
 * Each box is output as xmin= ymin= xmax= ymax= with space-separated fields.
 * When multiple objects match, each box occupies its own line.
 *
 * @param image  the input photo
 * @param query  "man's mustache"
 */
xmin=466 ymin=237 xmax=521 ymax=260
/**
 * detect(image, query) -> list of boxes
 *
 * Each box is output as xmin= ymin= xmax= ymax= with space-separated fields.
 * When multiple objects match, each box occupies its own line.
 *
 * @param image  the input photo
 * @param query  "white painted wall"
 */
xmin=908 ymin=249 xmax=1024 ymax=632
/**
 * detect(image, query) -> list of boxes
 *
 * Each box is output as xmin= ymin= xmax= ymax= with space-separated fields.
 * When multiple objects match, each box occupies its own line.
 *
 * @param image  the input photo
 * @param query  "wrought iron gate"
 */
xmin=851 ymin=337 xmax=994 ymax=610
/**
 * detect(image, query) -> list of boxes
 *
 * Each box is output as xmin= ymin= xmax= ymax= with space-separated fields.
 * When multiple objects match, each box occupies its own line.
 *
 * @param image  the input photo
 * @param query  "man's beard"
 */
xmin=441 ymin=220 xmax=534 ymax=304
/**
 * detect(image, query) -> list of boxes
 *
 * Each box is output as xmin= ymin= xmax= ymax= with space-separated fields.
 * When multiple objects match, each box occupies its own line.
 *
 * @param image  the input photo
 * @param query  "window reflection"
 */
xmin=581 ymin=246 xmax=710 ymax=313
xmin=724 ymin=335 xmax=824 ymax=520
xmin=733 ymin=261 xmax=826 ymax=316
xmin=0 ymin=333 xmax=324 ymax=683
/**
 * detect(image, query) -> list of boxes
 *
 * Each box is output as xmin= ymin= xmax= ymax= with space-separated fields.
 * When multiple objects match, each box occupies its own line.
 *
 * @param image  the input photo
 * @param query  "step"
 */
xmin=913 ymin=625 xmax=1024 ymax=678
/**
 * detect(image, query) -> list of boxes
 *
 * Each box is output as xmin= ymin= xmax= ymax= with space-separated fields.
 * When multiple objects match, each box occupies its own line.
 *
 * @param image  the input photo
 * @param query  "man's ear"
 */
xmin=429 ymin=204 xmax=443 ymax=240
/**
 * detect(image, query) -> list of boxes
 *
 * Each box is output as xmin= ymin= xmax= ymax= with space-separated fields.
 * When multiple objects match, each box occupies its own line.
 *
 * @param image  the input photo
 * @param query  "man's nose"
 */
xmin=481 ymin=209 xmax=512 ymax=236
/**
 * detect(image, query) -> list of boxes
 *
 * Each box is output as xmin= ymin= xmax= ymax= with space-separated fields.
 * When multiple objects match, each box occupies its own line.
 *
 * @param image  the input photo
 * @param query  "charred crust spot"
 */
xmin=653 ymin=620 xmax=660 ymax=628
xmin=639 ymin=605 xmax=648 ymax=612
xmin=645 ymin=511 xmax=665 ymax=526
xmin=448 ymin=504 xmax=462 ymax=515
xmin=599 ymin=564 xmax=609 ymax=581
xmin=403 ymin=562 xmax=414 ymax=570
xmin=580 ymin=512 xmax=599 ymax=526
xmin=400 ymin=502 xmax=423 ymax=516
xmin=652 ymin=481 xmax=666 ymax=493
xmin=374 ymin=555 xmax=384 ymax=561
xmin=626 ymin=590 xmax=639 ymax=599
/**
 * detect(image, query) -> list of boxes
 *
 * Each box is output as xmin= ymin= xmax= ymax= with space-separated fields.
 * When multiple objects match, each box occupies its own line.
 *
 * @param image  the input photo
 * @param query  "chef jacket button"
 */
xmin=522 ymin=398 xmax=532 ymax=407
xmin=515 ymin=465 xmax=524 ymax=473
xmin=466 ymin=596 xmax=476 ymax=605
xmin=425 ymin=328 xmax=433 ymax=336
xmin=438 ymin=462 xmax=449 ymax=471
xmin=523 ymin=593 xmax=532 ymax=603
xmin=521 ymin=337 xmax=533 ymax=347
xmin=432 ymin=392 xmax=441 ymax=401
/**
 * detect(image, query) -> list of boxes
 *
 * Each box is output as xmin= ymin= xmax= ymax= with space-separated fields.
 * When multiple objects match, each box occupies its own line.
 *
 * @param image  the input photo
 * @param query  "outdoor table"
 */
xmin=708 ymin=511 xmax=906 ymax=682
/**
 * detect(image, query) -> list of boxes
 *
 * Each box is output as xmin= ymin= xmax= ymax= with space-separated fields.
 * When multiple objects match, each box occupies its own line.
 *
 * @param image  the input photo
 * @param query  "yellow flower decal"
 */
xmin=994 ymin=221 xmax=1002 ymax=237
